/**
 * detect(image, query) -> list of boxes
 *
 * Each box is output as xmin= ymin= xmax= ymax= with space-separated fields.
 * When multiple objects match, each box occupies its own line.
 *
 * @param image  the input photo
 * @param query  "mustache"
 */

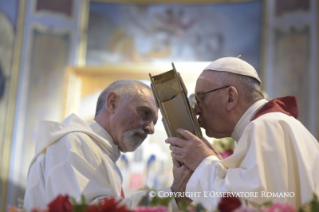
xmin=132 ymin=128 xmax=148 ymax=140
xmin=123 ymin=128 xmax=148 ymax=140
xmin=121 ymin=128 xmax=148 ymax=152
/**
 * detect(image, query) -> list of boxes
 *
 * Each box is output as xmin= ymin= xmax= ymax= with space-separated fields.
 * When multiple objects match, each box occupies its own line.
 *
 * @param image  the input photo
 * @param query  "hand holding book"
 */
xmin=166 ymin=128 xmax=222 ymax=171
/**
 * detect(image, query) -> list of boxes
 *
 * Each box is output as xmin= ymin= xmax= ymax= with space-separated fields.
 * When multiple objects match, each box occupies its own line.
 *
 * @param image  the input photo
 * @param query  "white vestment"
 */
xmin=24 ymin=114 xmax=175 ymax=211
xmin=186 ymin=98 xmax=319 ymax=211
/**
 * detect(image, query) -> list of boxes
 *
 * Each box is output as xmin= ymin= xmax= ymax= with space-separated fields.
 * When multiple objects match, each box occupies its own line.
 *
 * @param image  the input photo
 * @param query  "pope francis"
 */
xmin=166 ymin=57 xmax=319 ymax=211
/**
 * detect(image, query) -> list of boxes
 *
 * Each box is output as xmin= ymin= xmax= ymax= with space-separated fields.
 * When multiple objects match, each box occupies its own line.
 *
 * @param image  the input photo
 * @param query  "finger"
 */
xmin=171 ymin=152 xmax=183 ymax=163
xmin=176 ymin=129 xmax=198 ymax=140
xmin=169 ymin=145 xmax=183 ymax=155
xmin=212 ymin=147 xmax=221 ymax=156
xmin=198 ymin=143 xmax=220 ymax=158
xmin=202 ymin=141 xmax=219 ymax=156
xmin=178 ymin=165 xmax=193 ymax=177
xmin=181 ymin=164 xmax=193 ymax=173
xmin=172 ymin=158 xmax=181 ymax=168
xmin=202 ymin=137 xmax=214 ymax=149
xmin=166 ymin=137 xmax=186 ymax=147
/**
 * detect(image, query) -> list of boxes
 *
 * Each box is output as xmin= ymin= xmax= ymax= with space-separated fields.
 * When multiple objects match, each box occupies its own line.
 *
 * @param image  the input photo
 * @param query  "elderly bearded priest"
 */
xmin=166 ymin=57 xmax=319 ymax=210
xmin=24 ymin=80 xmax=191 ymax=210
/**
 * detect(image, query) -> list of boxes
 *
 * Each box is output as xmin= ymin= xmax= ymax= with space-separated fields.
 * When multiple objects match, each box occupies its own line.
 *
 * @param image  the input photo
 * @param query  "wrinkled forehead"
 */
xmin=195 ymin=70 xmax=219 ymax=92
xmin=134 ymin=87 xmax=158 ymax=107
xmin=136 ymin=86 xmax=153 ymax=96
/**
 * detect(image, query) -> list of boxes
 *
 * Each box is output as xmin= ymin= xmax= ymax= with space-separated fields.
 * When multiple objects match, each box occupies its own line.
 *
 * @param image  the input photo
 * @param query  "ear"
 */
xmin=226 ymin=86 xmax=238 ymax=111
xmin=106 ymin=91 xmax=118 ymax=114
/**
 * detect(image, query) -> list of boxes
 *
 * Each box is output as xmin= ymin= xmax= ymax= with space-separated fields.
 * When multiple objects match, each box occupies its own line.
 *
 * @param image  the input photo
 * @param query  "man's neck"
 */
xmin=230 ymin=98 xmax=263 ymax=133
xmin=230 ymin=98 xmax=266 ymax=141
xmin=94 ymin=114 xmax=112 ymax=139
xmin=231 ymin=99 xmax=261 ymax=133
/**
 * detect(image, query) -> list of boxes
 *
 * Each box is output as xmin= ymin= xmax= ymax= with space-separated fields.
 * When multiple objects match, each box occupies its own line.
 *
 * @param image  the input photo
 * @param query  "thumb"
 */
xmin=176 ymin=129 xmax=197 ymax=140
xmin=202 ymin=137 xmax=214 ymax=149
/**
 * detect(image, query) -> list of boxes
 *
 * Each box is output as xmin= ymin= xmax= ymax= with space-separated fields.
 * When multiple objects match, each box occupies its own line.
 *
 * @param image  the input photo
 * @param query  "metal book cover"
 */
xmin=149 ymin=63 xmax=202 ymax=139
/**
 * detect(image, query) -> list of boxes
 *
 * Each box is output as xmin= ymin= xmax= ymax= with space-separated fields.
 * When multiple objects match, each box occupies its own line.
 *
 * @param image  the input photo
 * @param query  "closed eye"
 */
xmin=137 ymin=106 xmax=158 ymax=125
xmin=139 ymin=109 xmax=150 ymax=119
xmin=195 ymin=95 xmax=204 ymax=104
xmin=143 ymin=110 xmax=150 ymax=116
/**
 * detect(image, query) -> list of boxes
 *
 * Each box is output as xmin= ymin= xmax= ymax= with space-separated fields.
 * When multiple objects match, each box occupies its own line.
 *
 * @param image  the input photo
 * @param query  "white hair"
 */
xmin=212 ymin=71 xmax=264 ymax=103
xmin=95 ymin=79 xmax=151 ymax=117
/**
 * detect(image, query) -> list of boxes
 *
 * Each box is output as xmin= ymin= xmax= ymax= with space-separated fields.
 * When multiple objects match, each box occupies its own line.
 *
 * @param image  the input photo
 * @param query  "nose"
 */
xmin=143 ymin=121 xmax=155 ymax=134
xmin=194 ymin=104 xmax=202 ymax=115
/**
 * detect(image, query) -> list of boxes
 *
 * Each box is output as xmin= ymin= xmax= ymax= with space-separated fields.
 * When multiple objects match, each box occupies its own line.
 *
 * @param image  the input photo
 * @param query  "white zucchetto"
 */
xmin=204 ymin=57 xmax=261 ymax=83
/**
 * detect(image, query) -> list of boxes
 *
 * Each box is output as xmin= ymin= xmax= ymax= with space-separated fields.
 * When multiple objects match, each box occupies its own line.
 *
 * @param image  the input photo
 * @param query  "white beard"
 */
xmin=120 ymin=128 xmax=147 ymax=152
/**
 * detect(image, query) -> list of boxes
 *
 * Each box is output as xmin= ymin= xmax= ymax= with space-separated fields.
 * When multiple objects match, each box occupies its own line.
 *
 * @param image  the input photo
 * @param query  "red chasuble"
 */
xmin=251 ymin=96 xmax=298 ymax=121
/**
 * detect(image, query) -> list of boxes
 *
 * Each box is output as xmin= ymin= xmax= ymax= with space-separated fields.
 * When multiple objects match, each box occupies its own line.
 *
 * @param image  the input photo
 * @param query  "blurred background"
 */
xmin=0 ymin=0 xmax=318 ymax=210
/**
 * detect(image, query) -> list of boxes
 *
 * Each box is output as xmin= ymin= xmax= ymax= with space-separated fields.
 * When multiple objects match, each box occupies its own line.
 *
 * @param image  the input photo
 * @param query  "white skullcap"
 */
xmin=204 ymin=57 xmax=261 ymax=83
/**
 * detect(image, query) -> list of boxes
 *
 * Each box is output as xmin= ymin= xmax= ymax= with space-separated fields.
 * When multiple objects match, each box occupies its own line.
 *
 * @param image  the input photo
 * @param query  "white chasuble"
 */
xmin=24 ymin=114 xmax=176 ymax=211
xmin=186 ymin=97 xmax=319 ymax=211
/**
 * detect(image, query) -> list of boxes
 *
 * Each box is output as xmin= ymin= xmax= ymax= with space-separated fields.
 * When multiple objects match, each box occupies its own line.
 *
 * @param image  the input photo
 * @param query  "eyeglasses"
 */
xmin=195 ymin=85 xmax=230 ymax=105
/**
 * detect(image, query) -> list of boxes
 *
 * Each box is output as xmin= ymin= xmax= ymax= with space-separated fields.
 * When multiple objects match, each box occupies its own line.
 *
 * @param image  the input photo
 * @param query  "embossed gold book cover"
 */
xmin=149 ymin=63 xmax=202 ymax=139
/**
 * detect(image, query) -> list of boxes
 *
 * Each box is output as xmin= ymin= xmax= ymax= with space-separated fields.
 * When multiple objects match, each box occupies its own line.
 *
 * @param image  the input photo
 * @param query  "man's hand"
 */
xmin=171 ymin=158 xmax=193 ymax=205
xmin=201 ymin=136 xmax=223 ymax=160
xmin=166 ymin=128 xmax=222 ymax=171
